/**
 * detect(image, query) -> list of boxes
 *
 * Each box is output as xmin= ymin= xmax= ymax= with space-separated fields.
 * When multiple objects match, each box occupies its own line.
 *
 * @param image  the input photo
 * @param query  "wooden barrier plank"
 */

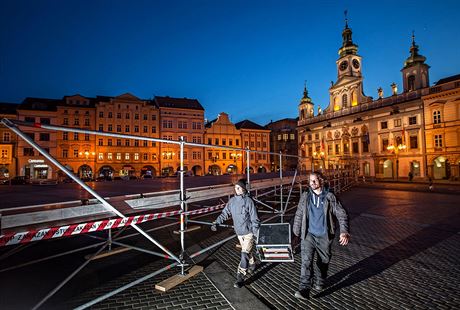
xmin=155 ymin=265 xmax=204 ymax=292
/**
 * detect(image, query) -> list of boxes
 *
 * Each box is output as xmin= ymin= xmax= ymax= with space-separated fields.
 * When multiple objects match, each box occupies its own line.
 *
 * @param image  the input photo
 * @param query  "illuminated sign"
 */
xmin=28 ymin=159 xmax=45 ymax=163
xmin=33 ymin=164 xmax=49 ymax=168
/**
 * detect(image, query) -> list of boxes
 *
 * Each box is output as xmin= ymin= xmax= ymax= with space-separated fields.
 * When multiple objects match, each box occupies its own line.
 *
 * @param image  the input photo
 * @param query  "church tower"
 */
xmin=298 ymin=83 xmax=315 ymax=120
xmin=326 ymin=13 xmax=371 ymax=112
xmin=401 ymin=32 xmax=430 ymax=92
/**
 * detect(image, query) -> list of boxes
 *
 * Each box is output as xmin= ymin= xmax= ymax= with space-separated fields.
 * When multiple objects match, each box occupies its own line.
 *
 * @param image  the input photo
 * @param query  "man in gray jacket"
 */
xmin=293 ymin=171 xmax=350 ymax=300
xmin=211 ymin=179 xmax=260 ymax=288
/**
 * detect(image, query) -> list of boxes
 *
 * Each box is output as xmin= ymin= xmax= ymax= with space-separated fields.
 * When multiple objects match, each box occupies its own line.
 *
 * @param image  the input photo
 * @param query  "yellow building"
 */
xmin=235 ymin=120 xmax=271 ymax=173
xmin=204 ymin=112 xmax=243 ymax=175
xmin=155 ymin=96 xmax=205 ymax=176
xmin=423 ymin=75 xmax=460 ymax=180
xmin=94 ymin=93 xmax=160 ymax=178
xmin=298 ymin=21 xmax=432 ymax=180
xmin=55 ymin=95 xmax=97 ymax=180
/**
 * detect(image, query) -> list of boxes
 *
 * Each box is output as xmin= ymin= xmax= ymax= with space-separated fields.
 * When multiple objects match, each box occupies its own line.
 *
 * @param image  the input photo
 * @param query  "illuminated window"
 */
xmin=134 ymin=153 xmax=139 ymax=160
xmin=98 ymin=153 xmax=103 ymax=160
xmin=125 ymin=153 xmax=130 ymax=160
xmin=434 ymin=135 xmax=443 ymax=147
xmin=433 ymin=111 xmax=441 ymax=124
xmin=116 ymin=153 xmax=121 ymax=160
xmin=108 ymin=153 xmax=113 ymax=160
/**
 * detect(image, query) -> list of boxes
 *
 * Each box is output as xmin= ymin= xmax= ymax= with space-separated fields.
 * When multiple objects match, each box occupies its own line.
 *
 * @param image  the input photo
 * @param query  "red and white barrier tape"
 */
xmin=0 ymin=205 xmax=224 ymax=247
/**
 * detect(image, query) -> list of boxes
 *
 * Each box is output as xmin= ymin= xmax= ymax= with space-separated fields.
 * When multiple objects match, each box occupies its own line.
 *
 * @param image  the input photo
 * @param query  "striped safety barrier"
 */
xmin=0 ymin=205 xmax=224 ymax=247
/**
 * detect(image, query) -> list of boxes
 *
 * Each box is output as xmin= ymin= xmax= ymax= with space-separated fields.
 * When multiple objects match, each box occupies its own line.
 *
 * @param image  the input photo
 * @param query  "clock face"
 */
xmin=352 ymin=59 xmax=360 ymax=69
xmin=339 ymin=61 xmax=348 ymax=71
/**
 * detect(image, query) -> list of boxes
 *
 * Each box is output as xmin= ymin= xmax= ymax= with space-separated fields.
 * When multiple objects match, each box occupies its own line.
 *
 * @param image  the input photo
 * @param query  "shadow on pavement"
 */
xmin=315 ymin=212 xmax=460 ymax=298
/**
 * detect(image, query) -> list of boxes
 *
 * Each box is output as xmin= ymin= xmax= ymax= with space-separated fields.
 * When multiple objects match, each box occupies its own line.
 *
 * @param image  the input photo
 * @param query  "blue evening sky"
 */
xmin=1 ymin=0 xmax=459 ymax=125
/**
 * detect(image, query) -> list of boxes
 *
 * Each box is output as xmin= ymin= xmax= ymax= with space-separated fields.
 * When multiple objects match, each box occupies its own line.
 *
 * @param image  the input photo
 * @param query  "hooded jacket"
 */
xmin=215 ymin=194 xmax=260 ymax=236
xmin=293 ymin=188 xmax=349 ymax=240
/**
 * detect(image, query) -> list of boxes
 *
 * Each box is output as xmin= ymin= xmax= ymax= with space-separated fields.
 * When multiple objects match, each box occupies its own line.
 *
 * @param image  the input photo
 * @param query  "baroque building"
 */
xmin=297 ymin=19 xmax=452 ymax=180
xmin=204 ymin=112 xmax=243 ymax=175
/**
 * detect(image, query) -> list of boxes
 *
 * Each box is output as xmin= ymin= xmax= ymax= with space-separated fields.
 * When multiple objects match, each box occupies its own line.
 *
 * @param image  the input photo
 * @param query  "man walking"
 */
xmin=211 ymin=179 xmax=260 ymax=288
xmin=293 ymin=171 xmax=350 ymax=300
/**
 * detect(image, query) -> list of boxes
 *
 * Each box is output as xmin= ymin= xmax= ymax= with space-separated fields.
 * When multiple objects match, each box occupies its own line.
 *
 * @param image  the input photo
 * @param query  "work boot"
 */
xmin=248 ymin=263 xmax=256 ymax=275
xmin=234 ymin=272 xmax=244 ymax=288
xmin=313 ymin=283 xmax=323 ymax=291
xmin=294 ymin=289 xmax=309 ymax=301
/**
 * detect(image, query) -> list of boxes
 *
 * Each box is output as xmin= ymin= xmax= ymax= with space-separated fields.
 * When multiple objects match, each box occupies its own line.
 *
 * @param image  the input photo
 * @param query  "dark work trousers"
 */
xmin=299 ymin=232 xmax=333 ymax=290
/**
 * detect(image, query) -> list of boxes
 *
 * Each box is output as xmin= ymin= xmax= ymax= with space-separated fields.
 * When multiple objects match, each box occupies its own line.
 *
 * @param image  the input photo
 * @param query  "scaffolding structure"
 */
xmin=0 ymin=118 xmax=357 ymax=309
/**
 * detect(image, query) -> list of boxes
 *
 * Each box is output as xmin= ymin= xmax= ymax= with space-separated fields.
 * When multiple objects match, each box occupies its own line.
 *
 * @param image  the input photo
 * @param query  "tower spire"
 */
xmin=338 ymin=10 xmax=358 ymax=57
xmin=403 ymin=31 xmax=426 ymax=68
xmin=344 ymin=10 xmax=348 ymax=28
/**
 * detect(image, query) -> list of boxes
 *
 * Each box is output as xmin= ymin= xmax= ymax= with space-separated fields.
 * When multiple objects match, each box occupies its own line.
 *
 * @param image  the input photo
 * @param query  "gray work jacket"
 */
xmin=216 ymin=194 xmax=260 ymax=236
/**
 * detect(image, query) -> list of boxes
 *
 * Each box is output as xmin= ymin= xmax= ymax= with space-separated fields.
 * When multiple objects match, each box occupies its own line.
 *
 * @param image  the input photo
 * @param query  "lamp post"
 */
xmin=78 ymin=150 xmax=95 ymax=180
xmin=387 ymin=143 xmax=406 ymax=179
xmin=313 ymin=150 xmax=325 ymax=171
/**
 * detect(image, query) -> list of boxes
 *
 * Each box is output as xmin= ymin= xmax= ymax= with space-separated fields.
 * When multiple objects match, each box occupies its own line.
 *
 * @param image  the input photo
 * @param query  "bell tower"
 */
xmin=326 ymin=12 xmax=371 ymax=113
xmin=401 ymin=32 xmax=430 ymax=92
xmin=298 ymin=83 xmax=315 ymax=120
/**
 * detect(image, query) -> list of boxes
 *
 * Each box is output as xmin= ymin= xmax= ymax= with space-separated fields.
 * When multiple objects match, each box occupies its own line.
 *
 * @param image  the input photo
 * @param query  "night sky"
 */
xmin=1 ymin=0 xmax=459 ymax=125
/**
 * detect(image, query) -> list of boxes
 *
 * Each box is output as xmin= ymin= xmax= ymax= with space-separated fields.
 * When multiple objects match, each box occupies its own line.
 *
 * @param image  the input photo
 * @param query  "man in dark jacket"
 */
xmin=211 ymin=179 xmax=260 ymax=288
xmin=293 ymin=171 xmax=350 ymax=300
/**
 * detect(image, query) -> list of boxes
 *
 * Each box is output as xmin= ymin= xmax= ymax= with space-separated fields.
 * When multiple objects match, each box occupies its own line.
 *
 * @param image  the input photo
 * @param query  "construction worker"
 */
xmin=211 ymin=179 xmax=260 ymax=288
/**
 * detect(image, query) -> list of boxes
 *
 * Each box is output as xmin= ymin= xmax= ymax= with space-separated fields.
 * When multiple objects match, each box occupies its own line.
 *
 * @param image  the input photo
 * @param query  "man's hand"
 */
xmin=339 ymin=233 xmax=350 ymax=246
xmin=210 ymin=222 xmax=217 ymax=232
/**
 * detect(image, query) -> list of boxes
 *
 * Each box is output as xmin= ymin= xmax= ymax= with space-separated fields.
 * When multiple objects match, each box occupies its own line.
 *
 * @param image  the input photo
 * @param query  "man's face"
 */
xmin=309 ymin=174 xmax=321 ymax=190
xmin=234 ymin=184 xmax=245 ymax=195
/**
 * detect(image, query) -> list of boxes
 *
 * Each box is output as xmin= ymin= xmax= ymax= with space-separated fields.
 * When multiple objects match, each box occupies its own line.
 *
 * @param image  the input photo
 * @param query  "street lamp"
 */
xmin=313 ymin=150 xmax=326 ymax=171
xmin=230 ymin=153 xmax=241 ymax=162
xmin=78 ymin=151 xmax=96 ymax=180
xmin=387 ymin=143 xmax=406 ymax=179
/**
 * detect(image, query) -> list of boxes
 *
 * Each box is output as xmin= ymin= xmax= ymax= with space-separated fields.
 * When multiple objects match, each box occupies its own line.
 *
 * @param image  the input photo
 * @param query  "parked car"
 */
xmin=142 ymin=174 xmax=153 ymax=179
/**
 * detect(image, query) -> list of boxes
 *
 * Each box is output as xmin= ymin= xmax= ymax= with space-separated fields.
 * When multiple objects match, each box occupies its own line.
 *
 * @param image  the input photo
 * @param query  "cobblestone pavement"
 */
xmin=65 ymin=186 xmax=460 ymax=310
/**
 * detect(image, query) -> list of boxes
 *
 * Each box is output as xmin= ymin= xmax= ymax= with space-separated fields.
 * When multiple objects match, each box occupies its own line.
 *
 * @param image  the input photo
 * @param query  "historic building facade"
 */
xmin=204 ymin=112 xmax=243 ymax=175
xmin=265 ymin=118 xmax=298 ymax=172
xmin=0 ymin=103 xmax=18 ymax=181
xmin=0 ymin=94 xmax=271 ymax=180
xmin=423 ymin=75 xmax=460 ymax=180
xmin=235 ymin=120 xmax=271 ymax=173
xmin=155 ymin=96 xmax=205 ymax=176
xmin=297 ymin=20 xmax=449 ymax=180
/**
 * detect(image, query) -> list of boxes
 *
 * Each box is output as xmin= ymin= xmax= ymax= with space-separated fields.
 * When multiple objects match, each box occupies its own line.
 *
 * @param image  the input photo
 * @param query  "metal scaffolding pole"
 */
xmin=279 ymin=151 xmax=283 ymax=222
xmin=246 ymin=147 xmax=250 ymax=188
xmin=179 ymin=136 xmax=186 ymax=275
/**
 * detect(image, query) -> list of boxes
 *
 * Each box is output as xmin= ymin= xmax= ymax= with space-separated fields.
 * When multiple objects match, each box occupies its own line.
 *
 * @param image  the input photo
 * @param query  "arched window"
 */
xmin=342 ymin=94 xmax=348 ymax=107
xmin=408 ymin=75 xmax=415 ymax=91
xmin=433 ymin=110 xmax=441 ymax=124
